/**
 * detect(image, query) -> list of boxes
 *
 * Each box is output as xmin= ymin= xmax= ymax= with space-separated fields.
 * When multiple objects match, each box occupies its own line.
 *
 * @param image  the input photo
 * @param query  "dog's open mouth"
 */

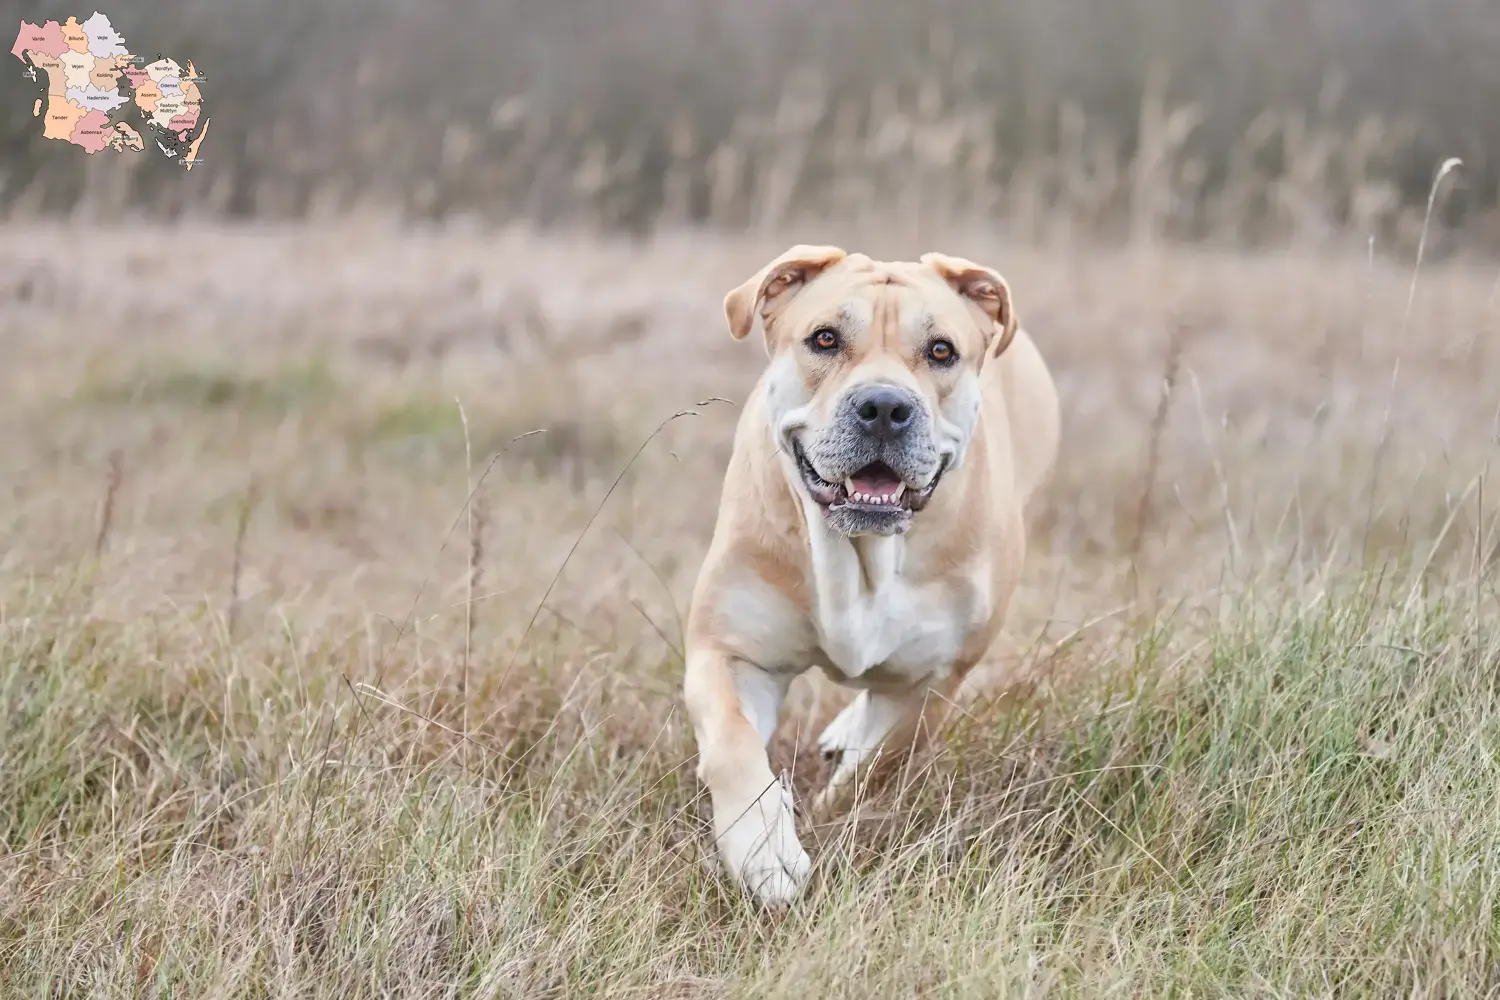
xmin=793 ymin=441 xmax=944 ymax=514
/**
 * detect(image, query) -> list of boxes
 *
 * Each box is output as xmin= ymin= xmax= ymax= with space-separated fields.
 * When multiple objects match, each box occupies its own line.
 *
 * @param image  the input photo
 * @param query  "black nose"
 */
xmin=851 ymin=385 xmax=916 ymax=439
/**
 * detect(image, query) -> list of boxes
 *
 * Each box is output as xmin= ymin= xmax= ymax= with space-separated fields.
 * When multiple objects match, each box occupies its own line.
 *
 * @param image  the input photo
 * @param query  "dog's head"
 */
xmin=724 ymin=245 xmax=1019 ymax=537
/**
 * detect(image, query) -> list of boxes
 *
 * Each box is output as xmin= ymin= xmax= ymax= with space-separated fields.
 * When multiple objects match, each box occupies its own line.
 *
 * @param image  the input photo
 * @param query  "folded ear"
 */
xmin=723 ymin=244 xmax=848 ymax=341
xmin=920 ymin=252 xmax=1018 ymax=358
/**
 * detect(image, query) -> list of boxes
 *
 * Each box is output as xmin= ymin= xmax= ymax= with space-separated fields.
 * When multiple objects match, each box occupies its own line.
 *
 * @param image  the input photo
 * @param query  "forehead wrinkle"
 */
xmin=836 ymin=298 xmax=872 ymax=332
xmin=871 ymin=287 xmax=903 ymax=352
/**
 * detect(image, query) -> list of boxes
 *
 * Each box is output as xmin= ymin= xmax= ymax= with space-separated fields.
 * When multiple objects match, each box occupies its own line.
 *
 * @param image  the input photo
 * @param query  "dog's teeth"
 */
xmin=892 ymin=483 xmax=906 ymax=501
xmin=845 ymin=478 xmax=856 ymax=495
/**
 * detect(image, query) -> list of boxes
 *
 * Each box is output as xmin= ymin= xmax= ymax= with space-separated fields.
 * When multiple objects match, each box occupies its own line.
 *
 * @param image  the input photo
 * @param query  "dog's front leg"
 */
xmin=684 ymin=646 xmax=809 ymax=907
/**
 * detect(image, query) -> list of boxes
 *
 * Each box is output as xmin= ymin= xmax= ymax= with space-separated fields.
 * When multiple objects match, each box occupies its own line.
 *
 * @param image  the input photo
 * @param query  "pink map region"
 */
xmin=70 ymin=109 xmax=112 ymax=153
xmin=11 ymin=20 xmax=67 ymax=60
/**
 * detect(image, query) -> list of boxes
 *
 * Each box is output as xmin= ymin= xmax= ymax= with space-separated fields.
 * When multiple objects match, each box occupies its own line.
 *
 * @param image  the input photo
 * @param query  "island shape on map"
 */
xmin=11 ymin=12 xmax=206 ymax=170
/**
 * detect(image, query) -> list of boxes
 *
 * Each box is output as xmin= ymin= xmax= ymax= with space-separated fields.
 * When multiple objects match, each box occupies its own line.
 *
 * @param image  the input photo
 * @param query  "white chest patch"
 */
xmin=717 ymin=525 xmax=987 ymax=687
xmin=802 ymin=517 xmax=987 ymax=687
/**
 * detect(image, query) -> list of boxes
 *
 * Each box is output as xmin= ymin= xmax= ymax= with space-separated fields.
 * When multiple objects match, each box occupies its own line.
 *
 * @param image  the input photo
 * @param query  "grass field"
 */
xmin=3 ymin=221 xmax=1500 ymax=996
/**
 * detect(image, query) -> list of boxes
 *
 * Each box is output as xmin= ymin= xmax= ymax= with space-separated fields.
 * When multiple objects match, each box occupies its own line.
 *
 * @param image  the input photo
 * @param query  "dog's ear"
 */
xmin=724 ymin=244 xmax=848 ymax=341
xmin=920 ymin=252 xmax=1018 ymax=359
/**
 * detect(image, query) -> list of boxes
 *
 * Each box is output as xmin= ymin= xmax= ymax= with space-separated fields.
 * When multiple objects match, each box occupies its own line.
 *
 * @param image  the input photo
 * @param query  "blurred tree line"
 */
xmin=3 ymin=0 xmax=1497 ymax=248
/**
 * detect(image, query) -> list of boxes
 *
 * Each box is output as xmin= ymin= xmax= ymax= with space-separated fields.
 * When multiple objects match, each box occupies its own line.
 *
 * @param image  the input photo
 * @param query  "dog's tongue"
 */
xmin=848 ymin=463 xmax=903 ymax=497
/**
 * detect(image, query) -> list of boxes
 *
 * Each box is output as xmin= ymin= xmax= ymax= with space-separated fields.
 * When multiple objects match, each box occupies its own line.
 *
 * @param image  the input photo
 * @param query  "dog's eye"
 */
xmin=809 ymin=328 xmax=840 ymax=353
xmin=927 ymin=339 xmax=957 ymax=365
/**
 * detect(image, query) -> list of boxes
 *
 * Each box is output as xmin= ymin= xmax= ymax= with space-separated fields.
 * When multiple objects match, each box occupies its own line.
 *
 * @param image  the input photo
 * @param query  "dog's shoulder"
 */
xmin=981 ymin=326 xmax=1059 ymax=507
xmin=688 ymin=384 xmax=817 ymax=659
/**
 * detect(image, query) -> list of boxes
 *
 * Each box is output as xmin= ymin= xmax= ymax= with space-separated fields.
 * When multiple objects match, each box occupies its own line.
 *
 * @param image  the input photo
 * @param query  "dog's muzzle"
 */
xmin=791 ymin=384 xmax=949 ymax=536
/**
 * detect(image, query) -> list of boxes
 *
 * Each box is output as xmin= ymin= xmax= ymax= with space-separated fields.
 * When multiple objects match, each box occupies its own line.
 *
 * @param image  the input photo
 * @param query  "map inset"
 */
xmin=11 ymin=11 xmax=209 ymax=170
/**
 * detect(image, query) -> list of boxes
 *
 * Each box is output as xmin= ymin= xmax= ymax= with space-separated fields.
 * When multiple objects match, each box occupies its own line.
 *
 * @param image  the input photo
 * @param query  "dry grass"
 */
xmin=3 ymin=220 xmax=1500 ymax=995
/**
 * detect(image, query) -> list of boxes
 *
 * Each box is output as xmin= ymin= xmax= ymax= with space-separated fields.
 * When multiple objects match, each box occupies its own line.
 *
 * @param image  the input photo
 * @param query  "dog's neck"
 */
xmin=808 ymin=518 xmax=902 ymax=600
xmin=793 ymin=434 xmax=983 ymax=601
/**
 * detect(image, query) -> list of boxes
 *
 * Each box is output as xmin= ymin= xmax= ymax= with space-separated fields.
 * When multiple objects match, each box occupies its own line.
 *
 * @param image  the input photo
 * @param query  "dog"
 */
xmin=682 ymin=244 xmax=1060 ymax=906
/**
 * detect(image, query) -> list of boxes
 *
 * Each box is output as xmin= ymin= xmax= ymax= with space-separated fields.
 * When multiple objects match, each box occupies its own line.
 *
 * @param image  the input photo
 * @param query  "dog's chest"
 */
xmin=809 ymin=581 xmax=959 ymax=685
xmin=804 ymin=534 xmax=986 ymax=686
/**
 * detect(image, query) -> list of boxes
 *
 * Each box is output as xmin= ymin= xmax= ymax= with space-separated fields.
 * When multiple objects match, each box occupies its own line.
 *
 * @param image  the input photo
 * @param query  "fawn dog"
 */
xmin=683 ymin=245 xmax=1059 ymax=905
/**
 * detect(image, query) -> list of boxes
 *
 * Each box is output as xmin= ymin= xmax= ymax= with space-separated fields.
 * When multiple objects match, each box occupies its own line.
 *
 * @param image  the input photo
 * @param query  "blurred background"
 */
xmin=4 ymin=0 xmax=1500 ymax=250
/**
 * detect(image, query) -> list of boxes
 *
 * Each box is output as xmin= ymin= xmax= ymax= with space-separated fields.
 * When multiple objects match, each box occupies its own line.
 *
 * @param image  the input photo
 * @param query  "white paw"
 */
xmin=713 ymin=777 xmax=810 ymax=907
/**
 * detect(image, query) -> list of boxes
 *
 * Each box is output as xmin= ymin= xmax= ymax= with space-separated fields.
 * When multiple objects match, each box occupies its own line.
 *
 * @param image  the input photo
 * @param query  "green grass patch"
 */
xmin=362 ymin=396 xmax=638 ymax=483
xmin=79 ymin=357 xmax=338 ymax=417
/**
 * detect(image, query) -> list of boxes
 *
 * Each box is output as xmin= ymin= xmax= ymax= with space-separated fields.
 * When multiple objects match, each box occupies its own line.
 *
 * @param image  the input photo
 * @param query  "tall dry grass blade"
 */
xmin=1403 ymin=158 xmax=1463 ymax=335
xmin=1473 ymin=470 xmax=1486 ymax=645
xmin=1364 ymin=157 xmax=1463 ymax=558
xmin=489 ymin=399 xmax=731 ymax=696
xmin=1129 ymin=319 xmax=1186 ymax=568
xmin=299 ymin=705 xmax=339 ymax=868
xmin=456 ymin=396 xmax=479 ymax=770
xmin=1186 ymin=370 xmax=1242 ymax=575
xmin=227 ymin=479 xmax=259 ymax=639
xmin=614 ymin=526 xmax=687 ymax=657
xmin=92 ymin=449 xmax=123 ymax=560
xmin=1405 ymin=473 xmax=1481 ymax=610
xmin=351 ymin=427 xmax=546 ymax=741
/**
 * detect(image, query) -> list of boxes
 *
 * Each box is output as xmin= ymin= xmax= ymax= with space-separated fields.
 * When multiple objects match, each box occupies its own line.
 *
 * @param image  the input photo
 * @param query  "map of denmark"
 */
xmin=10 ymin=12 xmax=208 ymax=170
